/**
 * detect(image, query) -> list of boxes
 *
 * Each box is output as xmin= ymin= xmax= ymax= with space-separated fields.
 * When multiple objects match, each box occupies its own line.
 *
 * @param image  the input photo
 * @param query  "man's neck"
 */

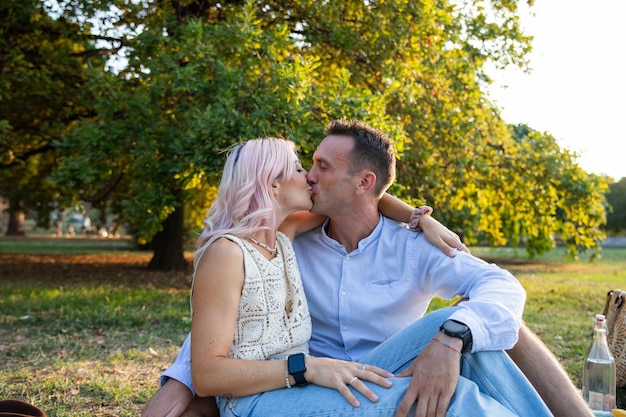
xmin=325 ymin=207 xmax=380 ymax=253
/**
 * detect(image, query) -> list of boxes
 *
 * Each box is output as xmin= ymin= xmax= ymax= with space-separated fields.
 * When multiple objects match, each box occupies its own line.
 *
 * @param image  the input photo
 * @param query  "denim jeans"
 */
xmin=217 ymin=307 xmax=553 ymax=417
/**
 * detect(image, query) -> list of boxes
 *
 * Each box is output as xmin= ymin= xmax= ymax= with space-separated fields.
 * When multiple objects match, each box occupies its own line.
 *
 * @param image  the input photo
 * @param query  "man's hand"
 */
xmin=394 ymin=335 xmax=461 ymax=417
xmin=141 ymin=379 xmax=193 ymax=417
xmin=181 ymin=397 xmax=219 ymax=417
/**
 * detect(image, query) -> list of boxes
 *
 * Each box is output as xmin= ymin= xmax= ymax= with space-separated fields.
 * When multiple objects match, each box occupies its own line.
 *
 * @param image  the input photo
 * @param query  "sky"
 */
xmin=486 ymin=0 xmax=626 ymax=182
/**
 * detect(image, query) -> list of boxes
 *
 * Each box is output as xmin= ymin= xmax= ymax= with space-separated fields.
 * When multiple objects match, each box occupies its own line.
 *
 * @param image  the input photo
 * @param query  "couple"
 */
xmin=143 ymin=120 xmax=592 ymax=417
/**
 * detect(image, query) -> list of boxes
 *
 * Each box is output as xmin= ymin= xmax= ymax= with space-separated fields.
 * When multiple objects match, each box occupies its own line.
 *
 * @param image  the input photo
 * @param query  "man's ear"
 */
xmin=356 ymin=170 xmax=377 ymax=195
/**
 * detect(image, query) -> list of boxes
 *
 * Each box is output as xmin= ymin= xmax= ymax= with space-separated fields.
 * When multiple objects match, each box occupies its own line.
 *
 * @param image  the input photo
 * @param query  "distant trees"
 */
xmin=0 ymin=0 xmax=97 ymax=234
xmin=606 ymin=177 xmax=626 ymax=234
xmin=1 ymin=0 xmax=610 ymax=268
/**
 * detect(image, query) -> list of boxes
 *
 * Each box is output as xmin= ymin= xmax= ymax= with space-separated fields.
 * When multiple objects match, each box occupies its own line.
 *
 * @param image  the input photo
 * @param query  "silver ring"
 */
xmin=362 ymin=364 xmax=367 ymax=371
xmin=348 ymin=376 xmax=358 ymax=386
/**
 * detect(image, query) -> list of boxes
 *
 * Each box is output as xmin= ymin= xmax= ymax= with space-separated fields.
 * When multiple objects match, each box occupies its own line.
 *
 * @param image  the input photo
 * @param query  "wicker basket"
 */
xmin=603 ymin=289 xmax=626 ymax=388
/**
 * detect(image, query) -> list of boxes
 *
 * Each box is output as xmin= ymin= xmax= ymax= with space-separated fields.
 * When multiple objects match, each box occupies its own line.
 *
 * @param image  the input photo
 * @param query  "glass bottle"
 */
xmin=583 ymin=314 xmax=616 ymax=415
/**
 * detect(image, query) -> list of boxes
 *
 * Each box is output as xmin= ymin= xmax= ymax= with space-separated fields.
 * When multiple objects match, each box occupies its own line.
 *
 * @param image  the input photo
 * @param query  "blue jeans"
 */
xmin=216 ymin=307 xmax=553 ymax=417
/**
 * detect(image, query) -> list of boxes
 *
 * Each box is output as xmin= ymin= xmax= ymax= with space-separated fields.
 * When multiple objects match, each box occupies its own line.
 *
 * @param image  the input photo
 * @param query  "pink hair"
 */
xmin=196 ymin=138 xmax=298 ymax=252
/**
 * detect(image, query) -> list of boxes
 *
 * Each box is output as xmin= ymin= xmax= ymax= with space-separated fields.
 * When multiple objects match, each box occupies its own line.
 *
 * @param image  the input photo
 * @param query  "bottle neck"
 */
xmin=593 ymin=328 xmax=608 ymax=342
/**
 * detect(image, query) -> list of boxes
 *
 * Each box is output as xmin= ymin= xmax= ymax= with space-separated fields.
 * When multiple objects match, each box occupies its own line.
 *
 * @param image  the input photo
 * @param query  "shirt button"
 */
xmin=342 ymin=326 xmax=348 ymax=331
xmin=345 ymin=255 xmax=350 ymax=260
xmin=341 ymin=291 xmax=347 ymax=296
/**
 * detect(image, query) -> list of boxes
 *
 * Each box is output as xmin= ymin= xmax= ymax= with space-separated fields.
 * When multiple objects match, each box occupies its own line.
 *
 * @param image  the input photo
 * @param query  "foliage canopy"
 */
xmin=1 ymin=0 xmax=609 ymax=268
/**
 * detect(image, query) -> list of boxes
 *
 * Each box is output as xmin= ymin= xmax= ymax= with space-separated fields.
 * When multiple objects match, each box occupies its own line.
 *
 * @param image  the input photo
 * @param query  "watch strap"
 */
xmin=291 ymin=370 xmax=307 ymax=387
xmin=440 ymin=319 xmax=473 ymax=354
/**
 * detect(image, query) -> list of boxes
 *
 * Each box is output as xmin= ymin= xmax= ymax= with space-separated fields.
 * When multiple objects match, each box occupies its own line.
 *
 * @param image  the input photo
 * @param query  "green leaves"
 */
xmin=606 ymin=178 xmax=626 ymax=233
xmin=2 ymin=0 xmax=609 ymax=262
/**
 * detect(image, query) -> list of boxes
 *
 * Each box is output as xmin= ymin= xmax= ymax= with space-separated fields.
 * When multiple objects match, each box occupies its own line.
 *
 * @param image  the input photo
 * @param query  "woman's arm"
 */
xmin=190 ymin=238 xmax=395 ymax=404
xmin=378 ymin=193 xmax=469 ymax=257
xmin=377 ymin=193 xmax=415 ymax=224
xmin=278 ymin=210 xmax=327 ymax=241
xmin=191 ymin=238 xmax=289 ymax=397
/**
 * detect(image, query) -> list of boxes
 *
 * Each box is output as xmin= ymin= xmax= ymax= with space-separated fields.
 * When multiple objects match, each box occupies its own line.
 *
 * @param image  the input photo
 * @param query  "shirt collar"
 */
xmin=320 ymin=214 xmax=385 ymax=255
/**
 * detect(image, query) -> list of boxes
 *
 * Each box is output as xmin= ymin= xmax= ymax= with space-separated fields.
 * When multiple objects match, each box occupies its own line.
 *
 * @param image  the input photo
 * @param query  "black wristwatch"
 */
xmin=287 ymin=353 xmax=308 ymax=387
xmin=440 ymin=319 xmax=473 ymax=354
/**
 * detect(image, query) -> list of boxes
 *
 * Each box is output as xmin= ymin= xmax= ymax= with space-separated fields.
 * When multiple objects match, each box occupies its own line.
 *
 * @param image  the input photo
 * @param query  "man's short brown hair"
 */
xmin=325 ymin=120 xmax=396 ymax=196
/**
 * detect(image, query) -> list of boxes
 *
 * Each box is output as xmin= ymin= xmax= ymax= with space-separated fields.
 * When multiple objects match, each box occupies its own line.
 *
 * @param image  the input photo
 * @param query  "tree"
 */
xmin=606 ymin=177 xmax=626 ymax=234
xmin=46 ymin=0 xmax=537 ymax=269
xmin=11 ymin=0 xmax=608 ymax=268
xmin=53 ymin=3 xmax=325 ymax=269
xmin=0 ymin=0 xmax=97 ymax=234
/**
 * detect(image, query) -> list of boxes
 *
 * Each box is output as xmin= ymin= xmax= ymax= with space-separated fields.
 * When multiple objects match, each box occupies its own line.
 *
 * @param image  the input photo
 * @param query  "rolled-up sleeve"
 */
xmin=160 ymin=333 xmax=195 ymax=395
xmin=417 ymin=246 xmax=526 ymax=352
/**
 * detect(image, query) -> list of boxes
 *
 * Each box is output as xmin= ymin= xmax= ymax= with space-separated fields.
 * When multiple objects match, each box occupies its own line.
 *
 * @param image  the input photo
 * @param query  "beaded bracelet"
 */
xmin=285 ymin=361 xmax=292 ymax=388
xmin=408 ymin=206 xmax=433 ymax=232
xmin=432 ymin=337 xmax=462 ymax=356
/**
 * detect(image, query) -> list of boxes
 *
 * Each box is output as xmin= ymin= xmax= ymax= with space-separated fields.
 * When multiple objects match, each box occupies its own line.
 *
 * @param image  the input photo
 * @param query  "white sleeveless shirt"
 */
xmin=192 ymin=231 xmax=311 ymax=360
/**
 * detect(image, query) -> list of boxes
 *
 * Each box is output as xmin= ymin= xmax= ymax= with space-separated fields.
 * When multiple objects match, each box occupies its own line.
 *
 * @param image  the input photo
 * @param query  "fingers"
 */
xmin=339 ymin=363 xmax=394 ymax=406
xmin=307 ymin=358 xmax=394 ymax=407
xmin=435 ymin=228 xmax=469 ymax=256
xmin=394 ymin=345 xmax=459 ymax=417
xmin=441 ymin=238 xmax=470 ymax=257
xmin=361 ymin=363 xmax=394 ymax=378
xmin=395 ymin=385 xmax=450 ymax=417
xmin=458 ymin=242 xmax=470 ymax=254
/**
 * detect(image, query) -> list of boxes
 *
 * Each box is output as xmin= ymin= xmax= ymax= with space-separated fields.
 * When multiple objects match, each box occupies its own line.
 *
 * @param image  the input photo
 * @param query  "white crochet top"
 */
xmin=192 ymin=231 xmax=311 ymax=360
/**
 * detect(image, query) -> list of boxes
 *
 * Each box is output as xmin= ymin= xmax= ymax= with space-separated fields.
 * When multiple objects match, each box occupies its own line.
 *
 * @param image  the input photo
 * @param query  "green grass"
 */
xmin=0 ymin=235 xmax=138 ymax=254
xmin=2 ymin=238 xmax=626 ymax=415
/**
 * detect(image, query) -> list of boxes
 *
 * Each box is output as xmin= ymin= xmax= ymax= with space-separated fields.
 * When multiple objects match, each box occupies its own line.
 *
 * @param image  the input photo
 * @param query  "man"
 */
xmin=143 ymin=120 xmax=593 ymax=417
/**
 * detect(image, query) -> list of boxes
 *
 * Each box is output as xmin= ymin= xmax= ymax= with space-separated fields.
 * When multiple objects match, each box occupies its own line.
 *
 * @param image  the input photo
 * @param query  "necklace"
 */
xmin=249 ymin=237 xmax=278 ymax=256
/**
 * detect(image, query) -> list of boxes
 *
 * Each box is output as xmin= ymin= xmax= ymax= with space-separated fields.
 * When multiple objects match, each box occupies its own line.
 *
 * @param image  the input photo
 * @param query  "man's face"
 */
xmin=306 ymin=135 xmax=359 ymax=216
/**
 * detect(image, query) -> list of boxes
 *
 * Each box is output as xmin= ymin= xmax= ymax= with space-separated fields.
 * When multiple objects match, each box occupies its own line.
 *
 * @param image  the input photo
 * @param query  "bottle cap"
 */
xmin=596 ymin=314 xmax=606 ymax=322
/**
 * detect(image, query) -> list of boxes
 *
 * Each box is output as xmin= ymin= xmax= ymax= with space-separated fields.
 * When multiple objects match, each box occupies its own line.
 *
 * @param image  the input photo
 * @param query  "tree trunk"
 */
xmin=147 ymin=197 xmax=188 ymax=271
xmin=5 ymin=196 xmax=26 ymax=236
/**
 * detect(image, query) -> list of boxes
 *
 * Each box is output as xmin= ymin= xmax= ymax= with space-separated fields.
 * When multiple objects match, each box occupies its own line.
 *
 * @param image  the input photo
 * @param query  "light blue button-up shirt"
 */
xmin=162 ymin=215 xmax=526 ymax=393
xmin=293 ymin=215 xmax=525 ymax=361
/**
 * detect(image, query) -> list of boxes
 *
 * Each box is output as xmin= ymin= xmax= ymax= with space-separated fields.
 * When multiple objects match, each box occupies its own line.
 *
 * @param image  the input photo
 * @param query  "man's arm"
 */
xmin=141 ymin=334 xmax=208 ymax=417
xmin=141 ymin=379 xmax=194 ymax=417
xmin=507 ymin=325 xmax=594 ymax=417
xmin=394 ymin=239 xmax=526 ymax=417
xmin=141 ymin=379 xmax=219 ymax=417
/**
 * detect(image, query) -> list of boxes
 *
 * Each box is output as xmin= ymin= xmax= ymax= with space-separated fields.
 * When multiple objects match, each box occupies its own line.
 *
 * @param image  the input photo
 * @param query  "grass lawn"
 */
xmin=1 ymin=236 xmax=626 ymax=415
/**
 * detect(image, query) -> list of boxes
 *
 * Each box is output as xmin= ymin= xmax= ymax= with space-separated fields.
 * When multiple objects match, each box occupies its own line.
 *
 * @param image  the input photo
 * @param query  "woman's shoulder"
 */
xmin=196 ymin=235 xmax=245 ymax=267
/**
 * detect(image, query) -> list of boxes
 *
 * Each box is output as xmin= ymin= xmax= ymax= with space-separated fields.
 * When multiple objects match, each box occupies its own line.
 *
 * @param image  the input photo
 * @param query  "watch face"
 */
xmin=288 ymin=353 xmax=306 ymax=373
xmin=444 ymin=320 xmax=468 ymax=333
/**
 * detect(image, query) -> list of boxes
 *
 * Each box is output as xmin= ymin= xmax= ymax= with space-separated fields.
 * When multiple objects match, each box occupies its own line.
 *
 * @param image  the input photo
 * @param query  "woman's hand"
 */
xmin=418 ymin=215 xmax=469 ymax=257
xmin=304 ymin=357 xmax=394 ymax=407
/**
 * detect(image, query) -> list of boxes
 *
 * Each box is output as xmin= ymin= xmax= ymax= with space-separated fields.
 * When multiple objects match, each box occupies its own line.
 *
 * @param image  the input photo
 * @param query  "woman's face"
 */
xmin=275 ymin=154 xmax=313 ymax=213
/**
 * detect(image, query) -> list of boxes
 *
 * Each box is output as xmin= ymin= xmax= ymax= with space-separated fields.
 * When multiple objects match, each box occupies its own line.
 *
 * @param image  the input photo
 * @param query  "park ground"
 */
xmin=1 ymin=236 xmax=626 ymax=416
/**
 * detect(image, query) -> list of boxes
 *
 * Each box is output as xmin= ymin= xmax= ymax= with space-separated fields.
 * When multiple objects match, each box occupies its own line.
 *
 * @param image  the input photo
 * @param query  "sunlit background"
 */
xmin=487 ymin=0 xmax=626 ymax=181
